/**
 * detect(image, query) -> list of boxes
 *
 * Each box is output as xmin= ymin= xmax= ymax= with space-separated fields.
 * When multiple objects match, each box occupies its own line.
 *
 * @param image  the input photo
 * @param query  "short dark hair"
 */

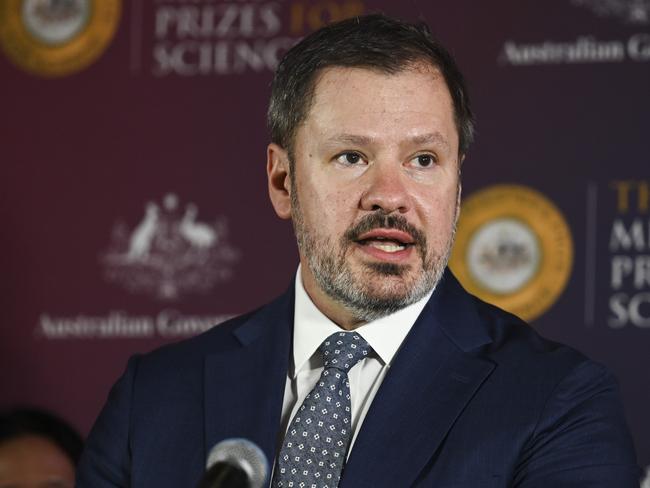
xmin=0 ymin=407 xmax=84 ymax=466
xmin=268 ymin=13 xmax=475 ymax=158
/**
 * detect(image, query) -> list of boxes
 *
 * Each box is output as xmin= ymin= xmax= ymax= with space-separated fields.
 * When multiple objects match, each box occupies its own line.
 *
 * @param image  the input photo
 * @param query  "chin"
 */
xmin=360 ymin=276 xmax=419 ymax=301
xmin=364 ymin=261 xmax=410 ymax=276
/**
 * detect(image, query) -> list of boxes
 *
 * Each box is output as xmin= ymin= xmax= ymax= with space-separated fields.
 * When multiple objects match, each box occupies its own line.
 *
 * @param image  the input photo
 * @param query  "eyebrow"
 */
xmin=410 ymin=132 xmax=450 ymax=149
xmin=326 ymin=134 xmax=374 ymax=146
xmin=326 ymin=132 xmax=450 ymax=150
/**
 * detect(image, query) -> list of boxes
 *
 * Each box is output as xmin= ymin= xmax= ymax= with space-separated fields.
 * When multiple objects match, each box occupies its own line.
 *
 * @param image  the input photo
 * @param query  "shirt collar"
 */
xmin=292 ymin=265 xmax=433 ymax=378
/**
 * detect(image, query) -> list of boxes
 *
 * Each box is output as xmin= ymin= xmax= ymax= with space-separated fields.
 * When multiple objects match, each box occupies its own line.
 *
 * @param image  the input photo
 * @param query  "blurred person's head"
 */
xmin=0 ymin=408 xmax=83 ymax=488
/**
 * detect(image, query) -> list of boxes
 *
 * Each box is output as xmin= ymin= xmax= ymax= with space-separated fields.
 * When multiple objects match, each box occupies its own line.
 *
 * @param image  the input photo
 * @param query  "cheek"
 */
xmin=416 ymin=191 xmax=459 ymax=240
xmin=319 ymin=193 xmax=352 ymax=231
xmin=303 ymin=177 xmax=355 ymax=218
xmin=298 ymin=185 xmax=342 ymax=232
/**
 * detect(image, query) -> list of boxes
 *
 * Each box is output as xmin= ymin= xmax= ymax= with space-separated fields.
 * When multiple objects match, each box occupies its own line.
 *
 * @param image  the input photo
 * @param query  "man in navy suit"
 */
xmin=77 ymin=14 xmax=640 ymax=487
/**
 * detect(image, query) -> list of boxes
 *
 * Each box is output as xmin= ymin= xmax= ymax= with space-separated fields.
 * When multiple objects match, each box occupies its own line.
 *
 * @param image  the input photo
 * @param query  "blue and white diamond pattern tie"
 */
xmin=273 ymin=331 xmax=371 ymax=488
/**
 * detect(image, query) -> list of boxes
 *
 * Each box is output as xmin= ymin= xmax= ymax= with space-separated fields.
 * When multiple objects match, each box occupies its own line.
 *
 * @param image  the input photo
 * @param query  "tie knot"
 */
xmin=319 ymin=332 xmax=371 ymax=372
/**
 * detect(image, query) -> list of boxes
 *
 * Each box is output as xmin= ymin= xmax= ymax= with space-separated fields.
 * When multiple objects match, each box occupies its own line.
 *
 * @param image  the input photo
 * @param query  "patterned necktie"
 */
xmin=272 ymin=331 xmax=372 ymax=488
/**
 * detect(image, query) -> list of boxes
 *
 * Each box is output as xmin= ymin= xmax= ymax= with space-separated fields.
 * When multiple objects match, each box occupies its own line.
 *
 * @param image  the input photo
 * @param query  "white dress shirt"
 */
xmin=278 ymin=266 xmax=433 ymax=457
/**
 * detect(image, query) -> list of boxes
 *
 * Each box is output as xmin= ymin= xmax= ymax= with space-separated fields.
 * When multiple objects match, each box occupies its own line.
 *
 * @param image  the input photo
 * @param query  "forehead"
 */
xmin=301 ymin=64 xmax=458 ymax=151
xmin=0 ymin=435 xmax=75 ymax=482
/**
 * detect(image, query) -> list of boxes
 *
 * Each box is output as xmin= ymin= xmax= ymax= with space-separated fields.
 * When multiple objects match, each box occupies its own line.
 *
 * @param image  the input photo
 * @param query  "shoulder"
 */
xmin=443 ymin=285 xmax=639 ymax=482
xmin=436 ymin=272 xmax=621 ymax=422
xmin=137 ymin=308 xmax=257 ymax=367
xmin=469 ymin=298 xmax=641 ymax=484
xmin=130 ymin=297 xmax=279 ymax=386
xmin=464 ymin=291 xmax=592 ymax=381
xmin=434 ymin=271 xmax=591 ymax=383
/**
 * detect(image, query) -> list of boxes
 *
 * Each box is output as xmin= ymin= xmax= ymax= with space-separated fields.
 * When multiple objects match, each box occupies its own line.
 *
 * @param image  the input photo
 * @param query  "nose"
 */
xmin=359 ymin=163 xmax=410 ymax=214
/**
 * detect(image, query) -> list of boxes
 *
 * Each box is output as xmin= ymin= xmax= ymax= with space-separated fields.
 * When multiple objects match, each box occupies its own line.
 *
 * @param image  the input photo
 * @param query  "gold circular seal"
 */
xmin=0 ymin=0 xmax=121 ymax=77
xmin=449 ymin=184 xmax=573 ymax=322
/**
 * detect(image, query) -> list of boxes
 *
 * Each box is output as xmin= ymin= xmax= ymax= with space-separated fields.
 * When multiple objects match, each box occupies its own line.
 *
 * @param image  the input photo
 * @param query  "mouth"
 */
xmin=355 ymin=229 xmax=415 ymax=254
xmin=343 ymin=213 xmax=425 ymax=264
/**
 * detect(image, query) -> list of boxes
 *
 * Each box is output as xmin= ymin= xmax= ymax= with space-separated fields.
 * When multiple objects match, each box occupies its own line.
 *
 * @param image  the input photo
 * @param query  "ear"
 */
xmin=454 ymin=181 xmax=462 ymax=226
xmin=455 ymin=154 xmax=464 ymax=220
xmin=267 ymin=143 xmax=292 ymax=220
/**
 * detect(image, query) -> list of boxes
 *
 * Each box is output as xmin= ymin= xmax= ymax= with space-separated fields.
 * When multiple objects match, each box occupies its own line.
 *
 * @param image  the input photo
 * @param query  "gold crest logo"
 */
xmin=0 ymin=0 xmax=121 ymax=77
xmin=450 ymin=184 xmax=574 ymax=321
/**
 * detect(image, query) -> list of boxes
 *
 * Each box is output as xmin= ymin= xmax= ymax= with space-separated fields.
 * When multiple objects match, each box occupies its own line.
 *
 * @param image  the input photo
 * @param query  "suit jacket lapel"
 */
xmin=341 ymin=272 xmax=496 ymax=487
xmin=203 ymin=287 xmax=294 ymax=471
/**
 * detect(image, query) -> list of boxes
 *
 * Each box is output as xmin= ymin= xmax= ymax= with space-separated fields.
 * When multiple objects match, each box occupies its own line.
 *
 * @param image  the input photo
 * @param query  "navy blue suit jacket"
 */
xmin=77 ymin=271 xmax=639 ymax=487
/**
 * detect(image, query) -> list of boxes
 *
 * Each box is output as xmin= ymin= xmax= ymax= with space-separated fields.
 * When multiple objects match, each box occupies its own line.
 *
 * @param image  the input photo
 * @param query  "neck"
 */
xmin=299 ymin=265 xmax=365 ymax=331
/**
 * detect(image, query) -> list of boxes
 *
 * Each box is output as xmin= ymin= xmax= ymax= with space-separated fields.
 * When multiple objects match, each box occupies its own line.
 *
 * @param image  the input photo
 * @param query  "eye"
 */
xmin=335 ymin=152 xmax=364 ymax=165
xmin=411 ymin=154 xmax=436 ymax=168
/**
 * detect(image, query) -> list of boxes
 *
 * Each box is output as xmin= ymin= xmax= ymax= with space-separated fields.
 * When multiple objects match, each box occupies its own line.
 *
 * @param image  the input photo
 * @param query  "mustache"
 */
xmin=344 ymin=212 xmax=427 ymax=248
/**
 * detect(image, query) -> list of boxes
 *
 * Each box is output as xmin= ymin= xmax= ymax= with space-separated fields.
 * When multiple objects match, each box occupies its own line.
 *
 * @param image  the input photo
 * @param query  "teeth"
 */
xmin=370 ymin=242 xmax=405 ymax=253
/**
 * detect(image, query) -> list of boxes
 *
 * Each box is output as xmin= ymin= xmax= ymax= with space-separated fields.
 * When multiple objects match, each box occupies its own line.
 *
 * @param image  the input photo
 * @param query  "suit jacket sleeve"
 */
xmin=513 ymin=360 xmax=640 ymax=487
xmin=76 ymin=355 xmax=141 ymax=488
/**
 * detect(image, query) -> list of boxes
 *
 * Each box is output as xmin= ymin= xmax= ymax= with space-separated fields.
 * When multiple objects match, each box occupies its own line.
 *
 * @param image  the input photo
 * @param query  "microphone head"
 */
xmin=206 ymin=438 xmax=268 ymax=488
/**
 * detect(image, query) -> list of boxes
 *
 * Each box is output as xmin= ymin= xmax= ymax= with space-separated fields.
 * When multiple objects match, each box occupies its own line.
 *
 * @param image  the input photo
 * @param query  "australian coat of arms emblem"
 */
xmin=572 ymin=0 xmax=650 ymax=23
xmin=102 ymin=194 xmax=239 ymax=300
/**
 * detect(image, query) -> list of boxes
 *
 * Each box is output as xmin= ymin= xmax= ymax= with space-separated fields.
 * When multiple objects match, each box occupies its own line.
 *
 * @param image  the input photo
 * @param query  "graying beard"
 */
xmin=309 ymin=245 xmax=447 ymax=322
xmin=290 ymin=168 xmax=453 ymax=323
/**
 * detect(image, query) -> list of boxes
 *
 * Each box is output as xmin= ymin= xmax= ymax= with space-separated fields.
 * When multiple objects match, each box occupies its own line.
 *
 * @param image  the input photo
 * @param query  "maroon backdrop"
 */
xmin=1 ymin=0 xmax=649 ymax=478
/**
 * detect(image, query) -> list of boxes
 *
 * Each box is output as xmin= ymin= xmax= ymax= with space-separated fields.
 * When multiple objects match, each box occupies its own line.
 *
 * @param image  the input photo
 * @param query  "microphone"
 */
xmin=197 ymin=438 xmax=269 ymax=488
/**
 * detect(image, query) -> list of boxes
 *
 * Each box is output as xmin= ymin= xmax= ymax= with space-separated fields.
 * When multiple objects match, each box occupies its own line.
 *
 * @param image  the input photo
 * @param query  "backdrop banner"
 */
xmin=1 ymin=0 xmax=648 ymax=478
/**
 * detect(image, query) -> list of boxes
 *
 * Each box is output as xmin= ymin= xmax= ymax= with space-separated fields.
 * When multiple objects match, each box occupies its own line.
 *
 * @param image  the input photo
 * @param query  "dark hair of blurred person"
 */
xmin=0 ymin=408 xmax=83 ymax=488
